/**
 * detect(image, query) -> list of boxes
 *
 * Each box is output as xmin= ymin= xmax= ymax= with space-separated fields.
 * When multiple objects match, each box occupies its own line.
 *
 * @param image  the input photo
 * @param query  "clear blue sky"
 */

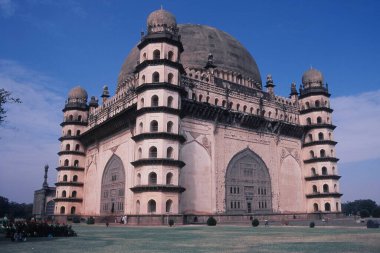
xmin=0 ymin=0 xmax=379 ymax=204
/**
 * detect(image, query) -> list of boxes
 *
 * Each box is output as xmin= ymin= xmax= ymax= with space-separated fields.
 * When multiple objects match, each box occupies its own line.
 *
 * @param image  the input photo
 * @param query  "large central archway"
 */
xmin=100 ymin=155 xmax=126 ymax=215
xmin=225 ymin=148 xmax=272 ymax=214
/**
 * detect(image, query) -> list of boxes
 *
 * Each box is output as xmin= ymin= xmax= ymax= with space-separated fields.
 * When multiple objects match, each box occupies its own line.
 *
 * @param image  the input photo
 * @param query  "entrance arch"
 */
xmin=100 ymin=154 xmax=126 ymax=215
xmin=225 ymin=148 xmax=272 ymax=214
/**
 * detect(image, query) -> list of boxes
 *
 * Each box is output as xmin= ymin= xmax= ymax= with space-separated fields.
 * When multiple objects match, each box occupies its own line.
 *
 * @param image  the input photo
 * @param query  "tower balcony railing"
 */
xmin=304 ymin=123 xmax=336 ymax=130
xmin=56 ymin=166 xmax=85 ymax=172
xmin=57 ymin=150 xmax=85 ymax=156
xmin=300 ymin=107 xmax=333 ymax=114
xmin=305 ymin=174 xmax=341 ymax=181
xmin=54 ymin=197 xmax=83 ymax=203
xmin=302 ymin=140 xmax=337 ymax=147
xmin=130 ymin=184 xmax=185 ymax=193
xmin=131 ymin=132 xmax=186 ymax=143
xmin=306 ymin=192 xmax=342 ymax=198
xmin=60 ymin=119 xmax=88 ymax=127
xmin=303 ymin=156 xmax=339 ymax=164
xmin=131 ymin=158 xmax=185 ymax=168
xmin=55 ymin=181 xmax=84 ymax=187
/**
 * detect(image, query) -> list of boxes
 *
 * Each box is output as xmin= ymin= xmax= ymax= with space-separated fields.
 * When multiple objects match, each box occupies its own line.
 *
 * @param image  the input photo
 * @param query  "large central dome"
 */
xmin=118 ymin=24 xmax=262 ymax=86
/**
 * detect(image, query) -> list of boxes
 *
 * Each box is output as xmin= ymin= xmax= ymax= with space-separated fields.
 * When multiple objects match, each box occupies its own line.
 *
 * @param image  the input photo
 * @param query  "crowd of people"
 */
xmin=2 ymin=220 xmax=77 ymax=241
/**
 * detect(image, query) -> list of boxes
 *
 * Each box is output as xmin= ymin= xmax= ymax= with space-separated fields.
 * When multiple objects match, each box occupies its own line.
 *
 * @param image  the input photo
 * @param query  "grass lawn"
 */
xmin=1 ymin=224 xmax=380 ymax=253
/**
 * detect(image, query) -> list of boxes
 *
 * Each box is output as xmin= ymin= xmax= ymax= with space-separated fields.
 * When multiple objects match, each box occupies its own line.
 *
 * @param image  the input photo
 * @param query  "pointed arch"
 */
xmin=225 ymin=148 xmax=272 ymax=214
xmin=100 ymin=154 xmax=125 ymax=215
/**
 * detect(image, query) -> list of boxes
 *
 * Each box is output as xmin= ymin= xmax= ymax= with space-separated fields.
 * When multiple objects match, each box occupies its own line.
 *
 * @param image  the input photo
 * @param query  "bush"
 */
xmin=372 ymin=207 xmax=380 ymax=218
xmin=72 ymin=216 xmax=80 ymax=223
xmin=168 ymin=219 xmax=174 ymax=227
xmin=360 ymin=209 xmax=370 ymax=218
xmin=309 ymin=221 xmax=315 ymax=228
xmin=207 ymin=217 xmax=217 ymax=226
xmin=86 ymin=216 xmax=95 ymax=225
xmin=251 ymin=218 xmax=259 ymax=227
xmin=366 ymin=220 xmax=379 ymax=229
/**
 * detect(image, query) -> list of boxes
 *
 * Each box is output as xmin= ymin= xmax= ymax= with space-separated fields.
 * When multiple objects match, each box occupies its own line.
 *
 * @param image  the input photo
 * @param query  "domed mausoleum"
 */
xmin=51 ymin=9 xmax=342 ymax=224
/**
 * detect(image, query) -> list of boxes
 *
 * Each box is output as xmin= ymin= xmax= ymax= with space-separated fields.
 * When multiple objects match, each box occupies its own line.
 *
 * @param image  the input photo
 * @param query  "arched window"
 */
xmin=322 ymin=167 xmax=328 ymax=175
xmin=308 ymin=134 xmax=313 ymax=142
xmin=312 ymin=185 xmax=318 ymax=193
xmin=192 ymin=93 xmax=196 ymax=100
xmin=199 ymin=94 xmax=203 ymax=102
xmin=149 ymin=146 xmax=157 ymax=158
xmin=167 ymin=96 xmax=173 ymax=108
xmin=329 ymin=132 xmax=332 ymax=140
xmin=317 ymin=117 xmax=322 ymax=124
xmin=60 ymin=206 xmax=65 ymax=214
xmin=64 ymin=159 xmax=69 ymax=166
xmin=141 ymin=75 xmax=145 ymax=84
xmin=236 ymin=104 xmax=240 ymax=111
xmin=72 ymin=191 xmax=77 ymax=198
xmin=305 ymin=102 xmax=310 ymax=109
xmin=148 ymin=199 xmax=156 ymax=213
xmin=140 ymin=98 xmax=144 ymax=107
xmin=318 ymin=132 xmax=324 ymax=141
xmin=325 ymin=202 xmax=331 ymax=211
xmin=206 ymin=96 xmax=210 ymax=103
xmin=320 ymin=149 xmax=326 ymax=157
xmin=151 ymin=95 xmax=159 ymax=107
xmin=139 ymin=122 xmax=143 ymax=133
xmin=65 ymin=144 xmax=70 ymax=151
xmin=313 ymin=203 xmax=319 ymax=212
xmin=167 ymin=147 xmax=173 ymax=158
xmin=332 ymin=166 xmax=336 ymax=175
xmin=256 ymin=108 xmax=260 ymax=115
xmin=166 ymin=172 xmax=173 ymax=185
xmin=75 ymin=144 xmax=80 ymax=151
xmin=167 ymin=121 xmax=173 ymax=133
xmin=138 ymin=148 xmax=142 ymax=159
xmin=150 ymin=120 xmax=158 ymax=132
xmin=331 ymin=149 xmax=334 ymax=156
xmin=222 ymin=100 xmax=226 ymax=107
xmin=166 ymin=199 xmax=173 ymax=213
xmin=73 ymin=175 xmax=78 ymax=182
xmin=310 ymin=150 xmax=315 ymax=158
xmin=148 ymin=172 xmax=157 ymax=185
xmin=62 ymin=190 xmax=67 ymax=197
xmin=168 ymin=51 xmax=174 ymax=61
xmin=336 ymin=202 xmax=339 ymax=211
xmin=136 ymin=173 xmax=141 ymax=185
xmin=67 ymin=130 xmax=72 ymax=136
xmin=311 ymin=167 xmax=316 ymax=176
xmin=168 ymin=73 xmax=174 ymax=84
xmin=315 ymin=100 xmax=320 ymax=108
xmin=243 ymin=105 xmax=247 ymax=112
xmin=307 ymin=118 xmax=312 ymax=125
xmin=74 ymin=160 xmax=79 ymax=167
xmin=136 ymin=200 xmax=140 ymax=214
xmin=153 ymin=50 xmax=160 ymax=60
xmin=323 ymin=184 xmax=329 ymax=193
xmin=215 ymin=98 xmax=219 ymax=105
xmin=70 ymin=206 xmax=76 ymax=215
xmin=143 ymin=52 xmax=147 ymax=60
xmin=77 ymin=115 xmax=82 ymax=122
xmin=152 ymin=72 xmax=160 ymax=83
xmin=76 ymin=130 xmax=80 ymax=136
xmin=334 ymin=184 xmax=337 ymax=192
xmin=69 ymin=115 xmax=73 ymax=121
xmin=250 ymin=107 xmax=253 ymax=114
xmin=63 ymin=175 xmax=68 ymax=182
xmin=229 ymin=102 xmax=233 ymax=109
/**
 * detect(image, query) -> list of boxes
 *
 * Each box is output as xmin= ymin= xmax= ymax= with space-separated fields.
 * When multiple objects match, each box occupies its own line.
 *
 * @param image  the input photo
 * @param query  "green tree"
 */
xmin=342 ymin=199 xmax=378 ymax=216
xmin=0 ymin=88 xmax=21 ymax=126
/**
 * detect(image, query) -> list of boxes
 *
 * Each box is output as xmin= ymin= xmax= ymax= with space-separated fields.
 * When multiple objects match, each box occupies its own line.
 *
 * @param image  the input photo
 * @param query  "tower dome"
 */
xmin=68 ymin=86 xmax=88 ymax=103
xmin=147 ymin=9 xmax=177 ymax=32
xmin=302 ymin=68 xmax=324 ymax=87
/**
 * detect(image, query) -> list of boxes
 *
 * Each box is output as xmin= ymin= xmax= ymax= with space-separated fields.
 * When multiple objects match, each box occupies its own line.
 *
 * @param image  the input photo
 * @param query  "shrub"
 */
xmin=168 ymin=219 xmax=174 ymax=227
xmin=372 ymin=207 xmax=380 ymax=218
xmin=251 ymin=218 xmax=259 ymax=227
xmin=86 ymin=216 xmax=95 ymax=225
xmin=366 ymin=220 xmax=379 ymax=229
xmin=360 ymin=209 xmax=370 ymax=218
xmin=72 ymin=216 xmax=80 ymax=223
xmin=207 ymin=216 xmax=217 ymax=226
xmin=309 ymin=221 xmax=315 ymax=228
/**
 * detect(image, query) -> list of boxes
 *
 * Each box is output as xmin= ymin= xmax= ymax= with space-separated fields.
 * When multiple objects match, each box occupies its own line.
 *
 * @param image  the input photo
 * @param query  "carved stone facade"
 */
xmin=53 ymin=9 xmax=342 ymax=219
